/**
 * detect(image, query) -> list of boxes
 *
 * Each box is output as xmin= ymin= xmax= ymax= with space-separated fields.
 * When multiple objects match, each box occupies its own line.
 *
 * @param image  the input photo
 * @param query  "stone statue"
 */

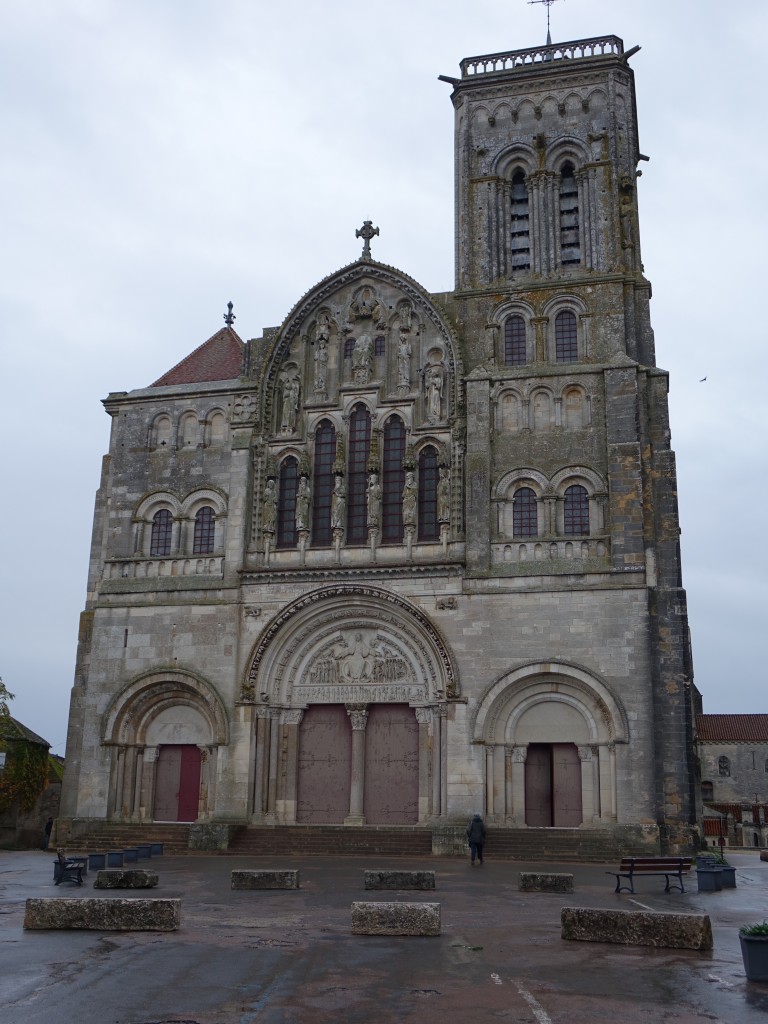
xmin=397 ymin=331 xmax=411 ymax=389
xmin=366 ymin=472 xmax=382 ymax=528
xmin=402 ymin=470 xmax=417 ymax=526
xmin=331 ymin=475 xmax=346 ymax=530
xmin=262 ymin=478 xmax=277 ymax=533
xmin=424 ymin=359 xmax=444 ymax=421
xmin=437 ymin=466 xmax=451 ymax=523
xmin=352 ymin=334 xmax=373 ymax=372
xmin=314 ymin=335 xmax=328 ymax=392
xmin=280 ymin=376 xmax=300 ymax=433
xmin=295 ymin=476 xmax=311 ymax=532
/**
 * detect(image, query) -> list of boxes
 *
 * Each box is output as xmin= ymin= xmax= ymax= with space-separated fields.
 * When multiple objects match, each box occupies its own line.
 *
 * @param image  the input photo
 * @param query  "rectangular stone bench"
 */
xmin=24 ymin=898 xmax=180 ymax=932
xmin=93 ymin=869 xmax=158 ymax=889
xmin=231 ymin=869 xmax=300 ymax=890
xmin=519 ymin=872 xmax=574 ymax=893
xmin=364 ymin=870 xmax=435 ymax=891
xmin=351 ymin=901 xmax=440 ymax=936
xmin=561 ymin=907 xmax=712 ymax=950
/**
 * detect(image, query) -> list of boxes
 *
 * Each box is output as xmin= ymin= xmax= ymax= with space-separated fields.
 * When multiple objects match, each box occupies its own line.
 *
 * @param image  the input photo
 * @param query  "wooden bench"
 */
xmin=607 ymin=857 xmax=692 ymax=894
xmin=53 ymin=852 xmax=86 ymax=886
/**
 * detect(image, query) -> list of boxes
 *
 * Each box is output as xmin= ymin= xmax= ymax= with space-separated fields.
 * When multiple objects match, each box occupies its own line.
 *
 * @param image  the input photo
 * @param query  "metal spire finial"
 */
xmin=223 ymin=301 xmax=236 ymax=326
xmin=355 ymin=220 xmax=379 ymax=261
xmin=528 ymin=0 xmax=563 ymax=44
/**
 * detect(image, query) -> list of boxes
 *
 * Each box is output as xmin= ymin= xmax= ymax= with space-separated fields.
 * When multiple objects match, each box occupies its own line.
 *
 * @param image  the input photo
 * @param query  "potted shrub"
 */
xmin=740 ymin=922 xmax=768 ymax=982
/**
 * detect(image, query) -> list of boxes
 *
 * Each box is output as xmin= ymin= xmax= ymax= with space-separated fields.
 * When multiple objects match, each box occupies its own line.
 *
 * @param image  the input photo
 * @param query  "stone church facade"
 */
xmin=61 ymin=35 xmax=700 ymax=853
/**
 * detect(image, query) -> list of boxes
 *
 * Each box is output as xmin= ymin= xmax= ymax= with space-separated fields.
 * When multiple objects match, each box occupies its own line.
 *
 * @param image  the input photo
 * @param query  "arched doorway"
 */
xmin=154 ymin=744 xmax=202 ymax=822
xmin=524 ymin=743 xmax=582 ymax=827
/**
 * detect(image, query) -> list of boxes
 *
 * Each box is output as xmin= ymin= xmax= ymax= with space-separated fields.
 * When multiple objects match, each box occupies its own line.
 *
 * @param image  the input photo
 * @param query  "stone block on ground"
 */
xmin=24 ymin=898 xmax=180 ymax=931
xmin=519 ymin=872 xmax=574 ymax=893
xmin=351 ymin=901 xmax=440 ymax=936
xmin=231 ymin=869 xmax=300 ymax=890
xmin=364 ymin=870 xmax=435 ymax=891
xmin=93 ymin=869 xmax=158 ymax=889
xmin=561 ymin=907 xmax=712 ymax=950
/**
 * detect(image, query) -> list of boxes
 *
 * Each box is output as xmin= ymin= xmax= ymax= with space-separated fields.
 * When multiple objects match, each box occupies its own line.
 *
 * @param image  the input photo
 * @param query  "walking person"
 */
xmin=466 ymin=812 xmax=486 ymax=866
xmin=43 ymin=816 xmax=53 ymax=850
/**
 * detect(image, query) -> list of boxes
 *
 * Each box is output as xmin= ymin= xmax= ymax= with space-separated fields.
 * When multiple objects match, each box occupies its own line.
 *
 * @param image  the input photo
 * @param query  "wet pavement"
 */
xmin=2 ymin=848 xmax=768 ymax=1023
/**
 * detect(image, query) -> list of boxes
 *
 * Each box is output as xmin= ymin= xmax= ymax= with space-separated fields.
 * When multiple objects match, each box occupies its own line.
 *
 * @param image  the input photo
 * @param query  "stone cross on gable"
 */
xmin=356 ymin=221 xmax=379 ymax=261
xmin=223 ymin=301 xmax=236 ymax=326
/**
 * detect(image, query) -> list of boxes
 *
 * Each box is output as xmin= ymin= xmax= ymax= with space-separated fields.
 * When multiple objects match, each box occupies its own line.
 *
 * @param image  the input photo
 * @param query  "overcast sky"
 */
xmin=2 ymin=1 xmax=766 ymax=754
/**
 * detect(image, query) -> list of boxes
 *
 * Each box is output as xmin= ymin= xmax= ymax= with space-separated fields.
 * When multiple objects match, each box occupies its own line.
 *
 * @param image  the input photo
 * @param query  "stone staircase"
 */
xmin=228 ymin=825 xmax=434 ymax=858
xmin=60 ymin=823 xmax=192 ymax=856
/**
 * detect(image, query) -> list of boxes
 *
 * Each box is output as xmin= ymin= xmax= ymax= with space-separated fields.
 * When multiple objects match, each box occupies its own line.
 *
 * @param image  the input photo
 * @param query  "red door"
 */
xmin=363 ymin=704 xmax=418 ymax=824
xmin=524 ymin=743 xmax=582 ymax=827
xmin=153 ymin=744 xmax=201 ymax=822
xmin=297 ymin=705 xmax=351 ymax=823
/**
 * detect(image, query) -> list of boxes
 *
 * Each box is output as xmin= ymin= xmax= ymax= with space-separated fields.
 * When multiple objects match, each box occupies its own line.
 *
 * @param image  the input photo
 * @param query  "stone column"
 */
xmin=575 ymin=168 xmax=591 ymax=268
xmin=493 ymin=743 xmax=506 ymax=820
xmin=431 ymin=707 xmax=442 ymax=818
xmin=598 ymin=742 xmax=616 ymax=821
xmin=511 ymin=746 xmax=528 ymax=826
xmin=198 ymin=746 xmax=209 ymax=820
xmin=591 ymin=744 xmax=601 ymax=821
xmin=265 ymin=711 xmax=280 ymax=823
xmin=132 ymin=748 xmax=144 ymax=818
xmin=109 ymin=746 xmax=124 ymax=819
xmin=465 ymin=370 xmax=492 ymax=573
xmin=577 ymin=745 xmax=594 ymax=824
xmin=281 ymin=709 xmax=304 ymax=824
xmin=123 ymin=746 xmax=138 ymax=818
xmin=439 ymin=706 xmax=448 ymax=818
xmin=140 ymin=746 xmax=158 ymax=821
xmin=485 ymin=746 xmax=494 ymax=817
xmin=504 ymin=747 xmax=514 ymax=822
xmin=345 ymin=704 xmax=369 ymax=825
xmin=415 ymin=707 xmax=432 ymax=822
xmin=252 ymin=707 xmax=271 ymax=818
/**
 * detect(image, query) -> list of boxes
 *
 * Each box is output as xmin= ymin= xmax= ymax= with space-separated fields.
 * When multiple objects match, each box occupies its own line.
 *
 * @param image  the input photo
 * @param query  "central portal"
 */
xmin=524 ymin=743 xmax=583 ymax=827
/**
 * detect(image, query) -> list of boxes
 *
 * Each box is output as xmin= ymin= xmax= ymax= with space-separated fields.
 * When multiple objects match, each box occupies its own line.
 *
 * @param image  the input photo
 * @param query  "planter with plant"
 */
xmin=740 ymin=921 xmax=768 ymax=982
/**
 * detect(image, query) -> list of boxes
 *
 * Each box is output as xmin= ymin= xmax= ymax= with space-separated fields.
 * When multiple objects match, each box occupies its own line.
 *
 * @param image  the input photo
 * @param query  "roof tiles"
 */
xmin=696 ymin=715 xmax=768 ymax=742
xmin=151 ymin=327 xmax=244 ymax=387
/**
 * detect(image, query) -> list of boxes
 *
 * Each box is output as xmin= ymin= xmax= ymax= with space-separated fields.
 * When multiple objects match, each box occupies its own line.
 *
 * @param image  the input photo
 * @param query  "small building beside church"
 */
xmin=60 ymin=33 xmax=701 ymax=855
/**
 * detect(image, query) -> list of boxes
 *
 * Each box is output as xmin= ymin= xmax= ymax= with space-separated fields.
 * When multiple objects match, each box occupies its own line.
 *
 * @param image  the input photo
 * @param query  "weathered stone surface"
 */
xmin=93 ymin=869 xmax=158 ymax=889
xmin=231 ymin=869 xmax=300 ymax=890
xmin=24 ymin=898 xmax=180 ymax=931
xmin=760 ymin=851 xmax=768 ymax=863
xmin=561 ymin=907 xmax=712 ymax=950
xmin=364 ymin=870 xmax=435 ymax=891
xmin=351 ymin=901 xmax=440 ymax=936
xmin=519 ymin=872 xmax=574 ymax=893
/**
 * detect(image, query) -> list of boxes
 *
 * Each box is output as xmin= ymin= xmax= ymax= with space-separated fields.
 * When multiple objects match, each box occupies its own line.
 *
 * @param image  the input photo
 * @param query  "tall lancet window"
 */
xmin=510 ymin=170 xmax=530 ymax=271
xmin=347 ymin=404 xmax=371 ymax=544
xmin=311 ymin=419 xmax=336 ymax=547
xmin=418 ymin=446 xmax=440 ymax=542
xmin=564 ymin=484 xmax=589 ymax=536
xmin=559 ymin=163 xmax=581 ymax=265
xmin=382 ymin=416 xmax=405 ymax=544
xmin=503 ymin=314 xmax=527 ymax=366
xmin=277 ymin=456 xmax=298 ymax=549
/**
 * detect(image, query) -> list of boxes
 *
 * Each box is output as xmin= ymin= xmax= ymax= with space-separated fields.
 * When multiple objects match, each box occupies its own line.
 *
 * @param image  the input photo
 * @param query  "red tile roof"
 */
xmin=151 ymin=327 xmax=244 ymax=387
xmin=696 ymin=715 xmax=768 ymax=742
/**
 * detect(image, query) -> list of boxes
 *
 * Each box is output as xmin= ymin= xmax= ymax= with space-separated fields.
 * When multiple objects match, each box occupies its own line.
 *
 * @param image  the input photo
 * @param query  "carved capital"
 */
xmin=512 ymin=745 xmax=528 ymax=763
xmin=345 ymin=703 xmax=369 ymax=730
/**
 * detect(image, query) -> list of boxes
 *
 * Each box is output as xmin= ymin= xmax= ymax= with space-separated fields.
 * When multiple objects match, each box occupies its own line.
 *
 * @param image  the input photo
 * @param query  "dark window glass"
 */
xmin=193 ymin=506 xmax=215 ymax=554
xmin=559 ymin=162 xmax=581 ymax=265
xmin=718 ymin=756 xmax=730 ymax=777
xmin=374 ymin=335 xmax=385 ymax=356
xmin=347 ymin=404 xmax=371 ymax=543
xmin=701 ymin=781 xmax=714 ymax=801
xmin=510 ymin=170 xmax=530 ymax=271
xmin=277 ymin=457 xmax=298 ymax=549
xmin=555 ymin=310 xmax=578 ymax=363
xmin=150 ymin=509 xmax=172 ymax=557
xmin=418 ymin=447 xmax=439 ymax=542
xmin=513 ymin=487 xmax=537 ymax=537
xmin=382 ymin=416 xmax=405 ymax=544
xmin=311 ymin=420 xmax=336 ymax=546
xmin=563 ymin=484 xmax=589 ymax=536
xmin=344 ymin=337 xmax=355 ymax=358
xmin=504 ymin=315 xmax=526 ymax=366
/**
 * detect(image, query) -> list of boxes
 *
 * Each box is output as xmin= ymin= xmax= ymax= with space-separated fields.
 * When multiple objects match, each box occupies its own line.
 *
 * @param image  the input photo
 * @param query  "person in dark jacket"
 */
xmin=466 ymin=813 xmax=486 ymax=865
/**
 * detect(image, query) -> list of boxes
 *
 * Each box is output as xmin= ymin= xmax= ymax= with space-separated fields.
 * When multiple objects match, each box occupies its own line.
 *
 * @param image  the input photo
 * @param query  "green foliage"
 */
xmin=0 ymin=677 xmax=15 ymax=717
xmin=0 ymin=740 xmax=49 ymax=812
xmin=740 ymin=921 xmax=768 ymax=937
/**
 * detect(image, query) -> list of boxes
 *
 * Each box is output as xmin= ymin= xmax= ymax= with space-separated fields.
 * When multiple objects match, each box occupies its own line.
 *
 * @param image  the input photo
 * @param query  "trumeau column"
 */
xmin=280 ymin=709 xmax=304 ymax=824
xmin=345 ymin=704 xmax=369 ymax=825
xmin=465 ymin=369 xmax=491 ymax=572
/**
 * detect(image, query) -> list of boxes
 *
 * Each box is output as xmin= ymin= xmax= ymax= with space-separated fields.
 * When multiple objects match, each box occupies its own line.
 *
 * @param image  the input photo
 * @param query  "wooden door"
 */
xmin=153 ymin=744 xmax=201 ymax=822
xmin=296 ymin=705 xmax=351 ymax=823
xmin=524 ymin=743 xmax=583 ymax=827
xmin=524 ymin=744 xmax=552 ymax=826
xmin=363 ymin=704 xmax=418 ymax=824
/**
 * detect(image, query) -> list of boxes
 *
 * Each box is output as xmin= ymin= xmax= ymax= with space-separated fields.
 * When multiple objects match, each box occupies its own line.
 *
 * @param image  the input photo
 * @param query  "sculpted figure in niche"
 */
xmin=424 ymin=357 xmax=445 ymax=422
xmin=367 ymin=472 xmax=382 ymax=528
xmin=437 ymin=466 xmax=451 ymax=523
xmin=397 ymin=330 xmax=411 ymax=389
xmin=402 ymin=470 xmax=417 ymax=526
xmin=349 ymin=287 xmax=382 ymax=324
xmin=352 ymin=334 xmax=373 ymax=377
xmin=314 ymin=334 xmax=328 ymax=392
xmin=295 ymin=476 xmax=311 ymax=532
xmin=262 ymin=478 xmax=277 ymax=533
xmin=280 ymin=375 xmax=300 ymax=433
xmin=331 ymin=475 xmax=346 ymax=530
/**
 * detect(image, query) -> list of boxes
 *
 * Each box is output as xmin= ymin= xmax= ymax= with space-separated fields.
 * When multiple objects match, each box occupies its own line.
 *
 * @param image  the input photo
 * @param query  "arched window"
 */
xmin=510 ymin=170 xmax=530 ymax=271
xmin=150 ymin=509 xmax=173 ymax=557
xmin=311 ymin=420 xmax=336 ymax=547
xmin=382 ymin=416 xmax=405 ymax=544
xmin=701 ymin=781 xmax=714 ymax=801
xmin=555 ymin=310 xmax=578 ymax=363
xmin=208 ymin=412 xmax=226 ymax=446
xmin=277 ymin=457 xmax=298 ymax=549
xmin=344 ymin=337 xmax=355 ymax=358
xmin=513 ymin=487 xmax=538 ymax=537
xmin=193 ymin=506 xmax=215 ymax=554
xmin=563 ymin=484 xmax=589 ymax=536
xmin=503 ymin=315 xmax=526 ymax=366
xmin=374 ymin=335 xmax=385 ymax=356
xmin=559 ymin=162 xmax=581 ymax=265
xmin=180 ymin=412 xmax=198 ymax=447
xmin=418 ymin=447 xmax=439 ymax=542
xmin=152 ymin=415 xmax=172 ymax=450
xmin=347 ymin=404 xmax=371 ymax=544
xmin=718 ymin=756 xmax=730 ymax=777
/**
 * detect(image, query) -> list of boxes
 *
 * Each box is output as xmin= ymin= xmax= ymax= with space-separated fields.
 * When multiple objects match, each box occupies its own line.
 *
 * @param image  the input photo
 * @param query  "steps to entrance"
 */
xmin=229 ymin=826 xmax=433 ymax=858
xmin=64 ymin=824 xmax=192 ymax=856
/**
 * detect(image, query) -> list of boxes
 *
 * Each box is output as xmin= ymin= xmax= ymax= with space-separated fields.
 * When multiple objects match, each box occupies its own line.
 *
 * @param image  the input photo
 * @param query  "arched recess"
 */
xmin=241 ymin=585 xmax=459 ymax=825
xmin=472 ymin=662 xmax=628 ymax=827
xmin=103 ymin=671 xmax=228 ymax=823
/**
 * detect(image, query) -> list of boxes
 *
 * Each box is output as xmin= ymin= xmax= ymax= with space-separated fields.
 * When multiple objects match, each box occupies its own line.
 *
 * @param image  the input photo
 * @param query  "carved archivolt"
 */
xmin=103 ymin=670 xmax=229 ymax=746
xmin=242 ymin=585 xmax=459 ymax=706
